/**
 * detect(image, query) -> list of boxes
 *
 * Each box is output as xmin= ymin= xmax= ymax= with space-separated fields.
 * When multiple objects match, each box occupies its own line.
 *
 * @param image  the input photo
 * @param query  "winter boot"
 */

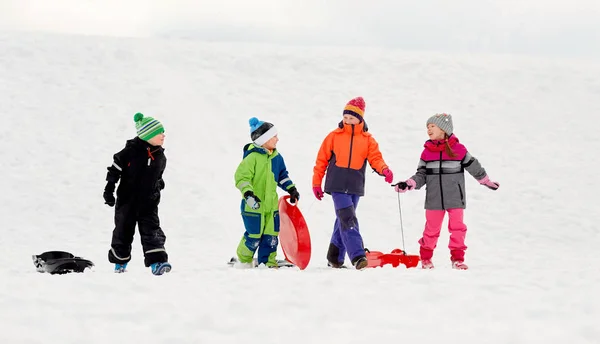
xmin=352 ymin=256 xmax=368 ymax=270
xmin=150 ymin=262 xmax=172 ymax=275
xmin=421 ymin=259 xmax=434 ymax=269
xmin=114 ymin=263 xmax=127 ymax=273
xmin=452 ymin=260 xmax=468 ymax=270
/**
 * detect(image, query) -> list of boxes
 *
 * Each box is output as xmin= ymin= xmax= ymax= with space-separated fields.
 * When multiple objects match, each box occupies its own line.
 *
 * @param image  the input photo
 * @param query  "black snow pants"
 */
xmin=108 ymin=199 xmax=167 ymax=267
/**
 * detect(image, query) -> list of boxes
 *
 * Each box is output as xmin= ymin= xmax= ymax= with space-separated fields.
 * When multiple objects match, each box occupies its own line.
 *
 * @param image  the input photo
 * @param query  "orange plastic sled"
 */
xmin=278 ymin=195 xmax=311 ymax=270
xmin=365 ymin=248 xmax=420 ymax=268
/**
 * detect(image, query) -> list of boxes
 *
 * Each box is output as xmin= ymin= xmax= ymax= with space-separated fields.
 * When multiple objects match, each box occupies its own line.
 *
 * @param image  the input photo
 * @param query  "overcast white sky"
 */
xmin=1 ymin=0 xmax=599 ymax=57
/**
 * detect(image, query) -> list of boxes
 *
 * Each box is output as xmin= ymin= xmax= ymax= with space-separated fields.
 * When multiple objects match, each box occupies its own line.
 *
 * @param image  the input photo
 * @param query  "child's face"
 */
xmin=427 ymin=124 xmax=445 ymax=140
xmin=262 ymin=135 xmax=278 ymax=150
xmin=343 ymin=114 xmax=360 ymax=125
xmin=147 ymin=133 xmax=165 ymax=146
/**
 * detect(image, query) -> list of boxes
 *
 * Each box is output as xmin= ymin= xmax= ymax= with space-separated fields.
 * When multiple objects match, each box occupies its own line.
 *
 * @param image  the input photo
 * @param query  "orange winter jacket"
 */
xmin=312 ymin=121 xmax=388 ymax=196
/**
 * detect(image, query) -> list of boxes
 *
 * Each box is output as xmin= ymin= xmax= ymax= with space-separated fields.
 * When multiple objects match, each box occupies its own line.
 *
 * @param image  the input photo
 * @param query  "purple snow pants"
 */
xmin=327 ymin=192 xmax=365 ymax=265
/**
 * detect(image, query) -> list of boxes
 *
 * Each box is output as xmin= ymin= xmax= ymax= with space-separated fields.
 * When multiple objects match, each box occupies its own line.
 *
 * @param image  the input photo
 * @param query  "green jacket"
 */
xmin=235 ymin=143 xmax=295 ymax=213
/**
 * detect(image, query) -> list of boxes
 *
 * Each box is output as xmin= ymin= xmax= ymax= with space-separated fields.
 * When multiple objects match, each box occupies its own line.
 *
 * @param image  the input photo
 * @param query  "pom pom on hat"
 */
xmin=249 ymin=117 xmax=263 ymax=133
xmin=134 ymin=112 xmax=144 ymax=123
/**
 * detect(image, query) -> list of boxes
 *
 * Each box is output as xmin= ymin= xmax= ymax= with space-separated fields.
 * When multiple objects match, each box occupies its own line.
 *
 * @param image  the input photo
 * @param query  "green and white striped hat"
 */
xmin=134 ymin=112 xmax=164 ymax=141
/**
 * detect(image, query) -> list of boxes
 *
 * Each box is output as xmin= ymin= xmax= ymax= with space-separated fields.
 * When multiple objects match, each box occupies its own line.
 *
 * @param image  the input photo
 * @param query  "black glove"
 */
xmin=243 ymin=191 xmax=261 ymax=210
xmin=103 ymin=182 xmax=116 ymax=207
xmin=392 ymin=182 xmax=409 ymax=190
xmin=158 ymin=179 xmax=165 ymax=190
xmin=288 ymin=187 xmax=300 ymax=204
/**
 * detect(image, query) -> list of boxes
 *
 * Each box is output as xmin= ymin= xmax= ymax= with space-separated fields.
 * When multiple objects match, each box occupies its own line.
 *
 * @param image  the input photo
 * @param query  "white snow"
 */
xmin=1 ymin=30 xmax=599 ymax=343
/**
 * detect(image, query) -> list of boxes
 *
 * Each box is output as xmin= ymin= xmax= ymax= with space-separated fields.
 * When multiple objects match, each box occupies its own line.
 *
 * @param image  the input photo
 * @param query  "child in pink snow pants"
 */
xmin=395 ymin=113 xmax=499 ymax=270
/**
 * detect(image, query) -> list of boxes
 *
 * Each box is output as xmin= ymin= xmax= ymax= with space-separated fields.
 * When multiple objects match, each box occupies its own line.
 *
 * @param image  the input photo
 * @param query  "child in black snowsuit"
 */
xmin=103 ymin=112 xmax=171 ymax=275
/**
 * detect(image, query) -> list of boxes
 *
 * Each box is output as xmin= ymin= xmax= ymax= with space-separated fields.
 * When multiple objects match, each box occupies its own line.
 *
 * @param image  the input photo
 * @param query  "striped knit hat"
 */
xmin=343 ymin=97 xmax=366 ymax=123
xmin=134 ymin=113 xmax=164 ymax=141
xmin=426 ymin=113 xmax=453 ymax=135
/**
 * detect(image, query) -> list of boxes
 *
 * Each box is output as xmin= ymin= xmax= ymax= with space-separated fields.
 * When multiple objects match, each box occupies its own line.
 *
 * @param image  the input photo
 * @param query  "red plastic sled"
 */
xmin=278 ymin=195 xmax=311 ymax=270
xmin=365 ymin=248 xmax=420 ymax=268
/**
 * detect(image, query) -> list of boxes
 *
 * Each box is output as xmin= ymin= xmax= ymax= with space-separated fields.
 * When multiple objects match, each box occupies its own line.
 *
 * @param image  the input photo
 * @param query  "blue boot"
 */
xmin=150 ymin=262 xmax=172 ymax=276
xmin=114 ymin=263 xmax=127 ymax=273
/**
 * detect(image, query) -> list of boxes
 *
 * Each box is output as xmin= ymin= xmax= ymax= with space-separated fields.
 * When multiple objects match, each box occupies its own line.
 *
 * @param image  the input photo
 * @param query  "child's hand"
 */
xmin=288 ymin=187 xmax=300 ymax=204
xmin=312 ymin=186 xmax=324 ymax=201
xmin=243 ymin=191 xmax=261 ymax=210
xmin=104 ymin=192 xmax=115 ymax=207
xmin=478 ymin=176 xmax=499 ymax=190
xmin=103 ymin=182 xmax=116 ymax=207
xmin=382 ymin=168 xmax=394 ymax=183
xmin=392 ymin=179 xmax=416 ymax=193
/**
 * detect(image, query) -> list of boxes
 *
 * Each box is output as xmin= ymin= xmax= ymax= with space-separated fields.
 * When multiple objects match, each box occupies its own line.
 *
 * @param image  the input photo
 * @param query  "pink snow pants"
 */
xmin=418 ymin=209 xmax=467 ymax=262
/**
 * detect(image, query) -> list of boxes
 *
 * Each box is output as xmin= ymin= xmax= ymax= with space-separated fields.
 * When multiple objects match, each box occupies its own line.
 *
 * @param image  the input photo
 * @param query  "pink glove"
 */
xmin=382 ymin=168 xmax=394 ymax=184
xmin=478 ymin=175 xmax=499 ymax=190
xmin=394 ymin=179 xmax=416 ymax=193
xmin=312 ymin=186 xmax=324 ymax=200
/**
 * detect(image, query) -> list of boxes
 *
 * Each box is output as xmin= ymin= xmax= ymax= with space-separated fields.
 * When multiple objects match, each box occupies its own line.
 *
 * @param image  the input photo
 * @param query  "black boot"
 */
xmin=352 ymin=256 xmax=368 ymax=270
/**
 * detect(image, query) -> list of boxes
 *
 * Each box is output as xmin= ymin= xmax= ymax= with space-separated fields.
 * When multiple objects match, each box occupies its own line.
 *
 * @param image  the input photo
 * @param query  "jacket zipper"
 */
xmin=347 ymin=125 xmax=355 ymax=168
xmin=147 ymin=147 xmax=161 ymax=166
xmin=265 ymin=155 xmax=270 ymax=209
xmin=439 ymin=151 xmax=445 ymax=209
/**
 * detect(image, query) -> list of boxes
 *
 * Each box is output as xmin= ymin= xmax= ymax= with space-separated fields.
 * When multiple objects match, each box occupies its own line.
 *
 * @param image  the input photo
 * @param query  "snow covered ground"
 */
xmin=0 ymin=31 xmax=599 ymax=343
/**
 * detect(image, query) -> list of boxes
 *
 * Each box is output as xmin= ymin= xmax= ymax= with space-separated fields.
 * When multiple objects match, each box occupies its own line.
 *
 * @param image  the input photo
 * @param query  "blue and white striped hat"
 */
xmin=134 ymin=113 xmax=164 ymax=141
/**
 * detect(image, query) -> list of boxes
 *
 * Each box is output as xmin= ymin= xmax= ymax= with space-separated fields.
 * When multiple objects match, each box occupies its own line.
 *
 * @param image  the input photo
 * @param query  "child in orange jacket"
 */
xmin=312 ymin=97 xmax=393 ymax=269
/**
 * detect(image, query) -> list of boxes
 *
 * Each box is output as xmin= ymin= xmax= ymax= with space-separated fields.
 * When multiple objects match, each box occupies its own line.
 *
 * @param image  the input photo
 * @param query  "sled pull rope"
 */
xmin=304 ymin=198 xmax=317 ymax=215
xmin=397 ymin=192 xmax=406 ymax=253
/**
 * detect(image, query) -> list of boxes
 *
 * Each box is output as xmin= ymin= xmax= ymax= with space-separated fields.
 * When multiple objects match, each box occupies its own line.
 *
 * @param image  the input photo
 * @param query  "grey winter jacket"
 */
xmin=411 ymin=137 xmax=487 ymax=210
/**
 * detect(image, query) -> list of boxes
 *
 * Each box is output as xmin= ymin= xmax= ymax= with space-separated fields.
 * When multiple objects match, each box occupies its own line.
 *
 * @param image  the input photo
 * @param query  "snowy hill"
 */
xmin=1 ymin=31 xmax=599 ymax=343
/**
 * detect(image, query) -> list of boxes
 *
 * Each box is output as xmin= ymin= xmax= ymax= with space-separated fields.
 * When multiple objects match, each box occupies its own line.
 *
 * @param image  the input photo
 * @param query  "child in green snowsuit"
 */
xmin=234 ymin=117 xmax=300 ymax=268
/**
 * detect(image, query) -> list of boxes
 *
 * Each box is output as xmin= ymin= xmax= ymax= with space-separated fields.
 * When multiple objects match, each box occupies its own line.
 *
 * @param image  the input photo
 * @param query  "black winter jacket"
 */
xmin=106 ymin=137 xmax=167 ymax=204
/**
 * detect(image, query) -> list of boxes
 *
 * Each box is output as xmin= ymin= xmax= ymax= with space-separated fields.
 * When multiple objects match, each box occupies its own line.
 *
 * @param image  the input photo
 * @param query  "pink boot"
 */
xmin=452 ymin=260 xmax=468 ymax=270
xmin=421 ymin=259 xmax=434 ymax=269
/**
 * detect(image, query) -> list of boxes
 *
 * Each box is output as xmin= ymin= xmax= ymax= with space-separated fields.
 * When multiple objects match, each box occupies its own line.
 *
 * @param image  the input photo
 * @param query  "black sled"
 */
xmin=32 ymin=251 xmax=94 ymax=275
